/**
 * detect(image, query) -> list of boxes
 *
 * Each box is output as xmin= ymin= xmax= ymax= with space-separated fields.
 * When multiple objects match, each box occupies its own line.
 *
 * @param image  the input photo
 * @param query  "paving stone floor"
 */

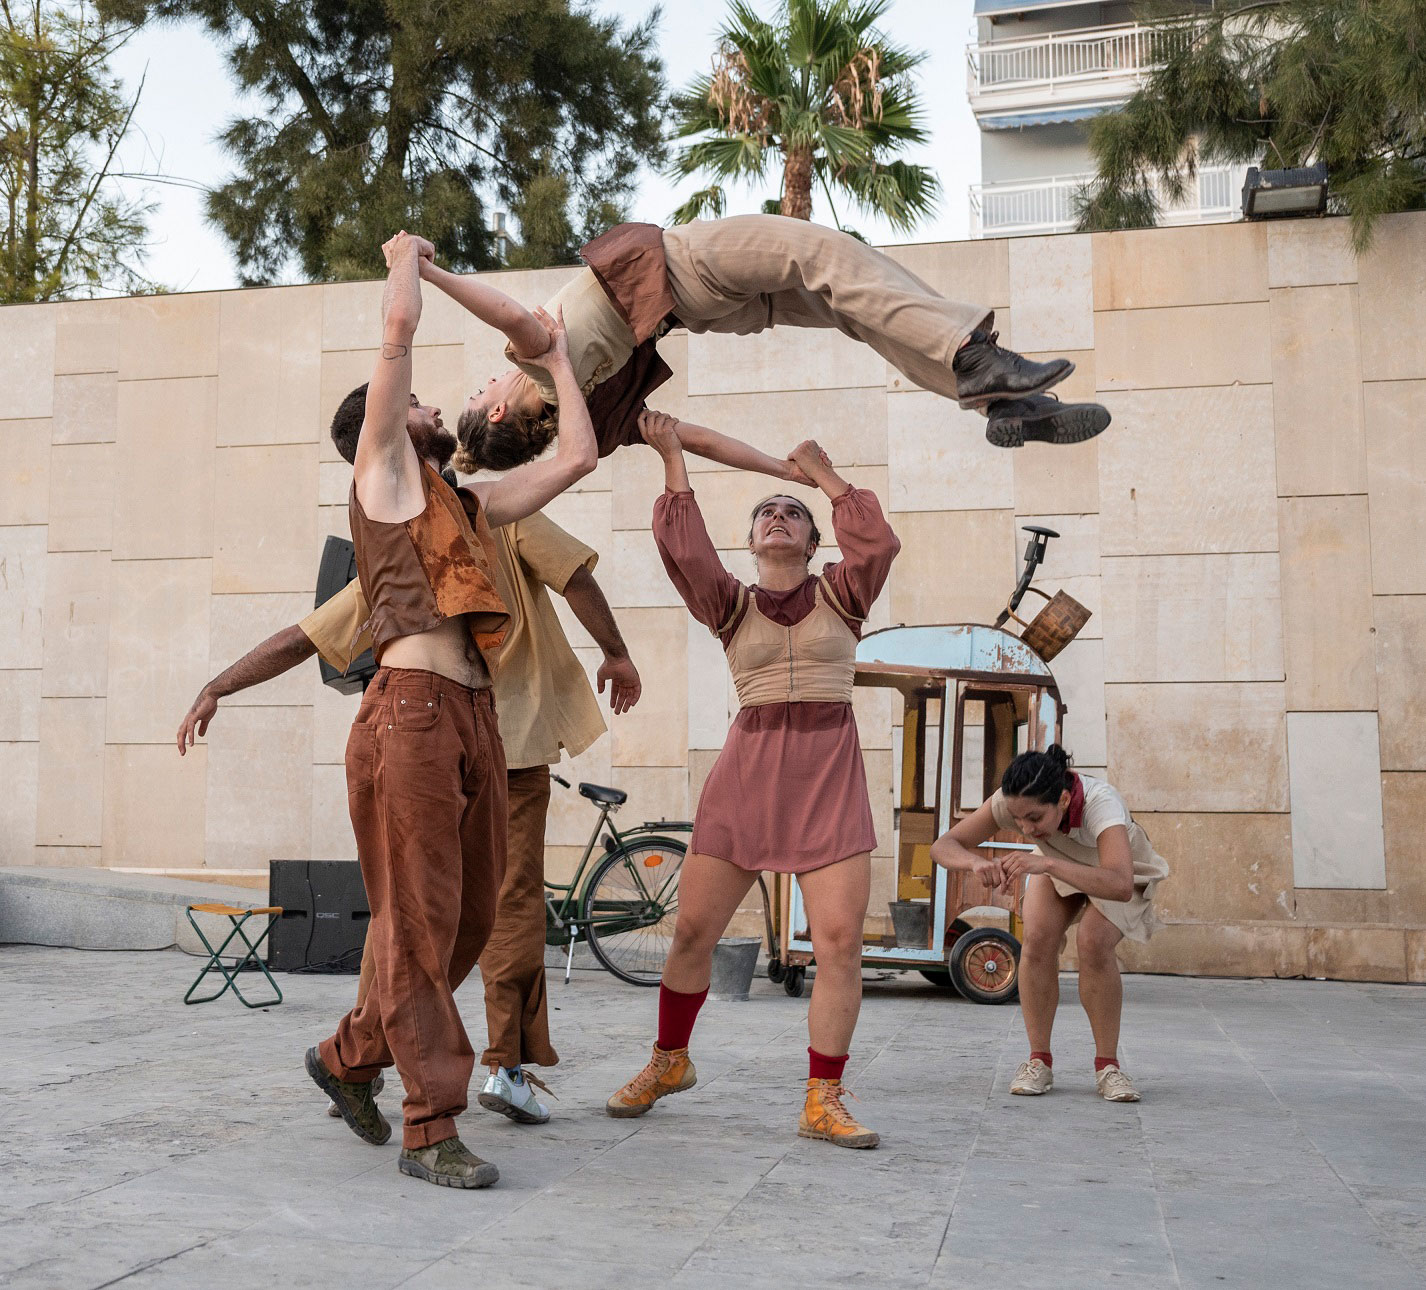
xmin=1 ymin=945 xmax=1423 ymax=1289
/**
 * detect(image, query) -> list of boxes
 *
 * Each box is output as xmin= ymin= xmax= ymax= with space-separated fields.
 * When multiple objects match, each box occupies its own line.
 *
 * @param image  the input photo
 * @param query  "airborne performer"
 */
xmin=411 ymin=214 xmax=1109 ymax=474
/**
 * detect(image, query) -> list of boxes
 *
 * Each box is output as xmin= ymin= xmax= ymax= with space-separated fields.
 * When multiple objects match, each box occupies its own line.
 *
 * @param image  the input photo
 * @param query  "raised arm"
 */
xmin=177 ymin=625 xmax=317 ymax=755
xmin=641 ymin=411 xmax=743 ymax=635
xmin=789 ymin=439 xmax=900 ymax=622
xmin=353 ymin=231 xmax=424 ymax=520
xmin=466 ymin=307 xmax=598 ymax=528
xmin=419 ymin=258 xmax=549 ymax=359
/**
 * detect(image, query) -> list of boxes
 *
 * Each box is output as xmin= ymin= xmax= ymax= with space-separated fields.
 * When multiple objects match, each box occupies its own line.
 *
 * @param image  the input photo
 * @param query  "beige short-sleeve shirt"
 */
xmin=300 ymin=510 xmax=606 ymax=770
xmin=990 ymin=774 xmax=1169 ymax=942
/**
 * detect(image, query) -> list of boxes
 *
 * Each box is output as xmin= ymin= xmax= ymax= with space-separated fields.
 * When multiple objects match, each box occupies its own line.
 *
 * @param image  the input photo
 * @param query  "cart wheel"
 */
xmin=948 ymin=928 xmax=1020 ymax=1005
xmin=917 ymin=968 xmax=955 ymax=988
xmin=767 ymin=956 xmax=786 ymax=983
xmin=783 ymin=967 xmax=806 ymax=997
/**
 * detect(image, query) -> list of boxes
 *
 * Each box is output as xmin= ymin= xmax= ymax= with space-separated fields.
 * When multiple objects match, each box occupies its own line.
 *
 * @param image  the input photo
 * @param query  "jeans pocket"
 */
xmin=346 ymin=721 xmax=378 ymax=792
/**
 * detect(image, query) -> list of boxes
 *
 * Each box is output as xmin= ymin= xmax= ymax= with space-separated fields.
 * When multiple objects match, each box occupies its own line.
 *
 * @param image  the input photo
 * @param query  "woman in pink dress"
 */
xmin=604 ymin=410 xmax=900 ymax=1150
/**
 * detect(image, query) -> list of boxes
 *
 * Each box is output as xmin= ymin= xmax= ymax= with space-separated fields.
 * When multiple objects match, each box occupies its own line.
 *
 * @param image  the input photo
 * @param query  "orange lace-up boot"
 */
xmin=798 ymin=1079 xmax=880 ymax=1149
xmin=605 ymin=1044 xmax=697 ymax=1118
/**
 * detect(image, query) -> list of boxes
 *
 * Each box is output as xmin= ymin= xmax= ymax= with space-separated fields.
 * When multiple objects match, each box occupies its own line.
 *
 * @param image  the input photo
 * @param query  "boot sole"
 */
xmin=797 ymin=1127 xmax=881 ymax=1149
xmin=605 ymin=1075 xmax=696 ymax=1118
xmin=398 ymin=1156 xmax=499 ymax=1188
xmin=986 ymin=402 xmax=1110 ymax=448
xmin=305 ymin=1047 xmax=391 ymax=1146
xmin=477 ymin=1091 xmax=550 ymax=1125
xmin=957 ymin=360 xmax=1075 ymax=411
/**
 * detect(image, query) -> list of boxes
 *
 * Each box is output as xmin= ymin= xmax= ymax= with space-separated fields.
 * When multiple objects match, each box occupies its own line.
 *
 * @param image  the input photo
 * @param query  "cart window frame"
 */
xmin=949 ymin=680 xmax=1049 ymax=819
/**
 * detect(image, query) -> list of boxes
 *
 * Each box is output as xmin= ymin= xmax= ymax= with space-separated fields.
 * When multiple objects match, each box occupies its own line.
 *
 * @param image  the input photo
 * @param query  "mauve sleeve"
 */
xmin=651 ymin=489 xmax=743 ymax=634
xmin=822 ymin=486 xmax=901 ymax=620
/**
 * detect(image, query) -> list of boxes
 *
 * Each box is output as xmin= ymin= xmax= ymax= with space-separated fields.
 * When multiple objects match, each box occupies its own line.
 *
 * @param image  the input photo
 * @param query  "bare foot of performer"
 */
xmin=930 ymin=746 xmax=1170 ymax=1103
xmin=413 ymin=214 xmax=1109 ymax=471
xmin=605 ymin=416 xmax=897 ymax=1149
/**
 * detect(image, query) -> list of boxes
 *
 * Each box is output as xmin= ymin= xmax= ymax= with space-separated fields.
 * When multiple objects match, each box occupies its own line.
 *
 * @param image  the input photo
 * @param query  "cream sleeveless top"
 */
xmin=505 ymin=268 xmax=636 ymax=405
xmin=724 ymin=577 xmax=859 ymax=708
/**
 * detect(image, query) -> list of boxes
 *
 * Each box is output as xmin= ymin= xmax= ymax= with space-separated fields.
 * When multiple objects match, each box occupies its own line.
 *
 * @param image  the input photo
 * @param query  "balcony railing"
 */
xmin=969 ymin=165 xmax=1247 ymax=239
xmin=967 ymin=21 xmax=1193 ymax=114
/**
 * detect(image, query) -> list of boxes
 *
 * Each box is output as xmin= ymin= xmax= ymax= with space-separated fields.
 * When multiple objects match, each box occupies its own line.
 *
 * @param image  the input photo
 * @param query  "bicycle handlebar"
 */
xmin=550 ymin=773 xmax=571 ymax=789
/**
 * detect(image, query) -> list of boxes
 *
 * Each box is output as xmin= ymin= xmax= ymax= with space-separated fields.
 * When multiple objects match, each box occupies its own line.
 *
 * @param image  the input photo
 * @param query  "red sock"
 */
xmin=1030 ymin=1051 xmax=1053 ymax=1068
xmin=1094 ymin=1056 xmax=1119 ymax=1071
xmin=808 ymin=1048 xmax=849 ymax=1081
xmin=656 ymin=983 xmax=707 ymax=1051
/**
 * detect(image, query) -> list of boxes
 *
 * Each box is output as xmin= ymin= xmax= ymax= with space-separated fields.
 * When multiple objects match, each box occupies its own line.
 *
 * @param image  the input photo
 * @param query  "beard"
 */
xmin=411 ymin=424 xmax=458 ymax=469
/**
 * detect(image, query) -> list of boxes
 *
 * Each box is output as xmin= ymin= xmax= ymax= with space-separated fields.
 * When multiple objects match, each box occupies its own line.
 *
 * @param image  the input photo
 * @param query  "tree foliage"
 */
xmin=1077 ymin=1 xmax=1426 ymax=249
xmin=667 ymin=0 xmax=939 ymax=234
xmin=0 ymin=1 xmax=156 ymax=302
xmin=99 ymin=0 xmax=667 ymax=282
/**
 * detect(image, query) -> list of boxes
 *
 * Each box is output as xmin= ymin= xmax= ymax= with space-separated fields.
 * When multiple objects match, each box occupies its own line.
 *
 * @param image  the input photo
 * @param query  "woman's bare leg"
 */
xmin=1018 ymin=876 xmax=1083 ymax=1055
xmin=1074 ymin=906 xmax=1126 ymax=1059
xmin=797 ymin=853 xmax=872 ymax=1056
xmin=660 ymin=852 xmax=760 ymax=994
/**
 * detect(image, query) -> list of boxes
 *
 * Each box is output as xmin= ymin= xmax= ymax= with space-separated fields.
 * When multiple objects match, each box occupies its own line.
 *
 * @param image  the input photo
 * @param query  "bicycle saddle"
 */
xmin=578 ymin=782 xmax=628 ymax=806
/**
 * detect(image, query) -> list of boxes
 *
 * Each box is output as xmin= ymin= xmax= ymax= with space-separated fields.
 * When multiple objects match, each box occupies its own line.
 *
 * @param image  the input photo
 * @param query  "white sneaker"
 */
xmin=1009 ymin=1058 xmax=1054 ymax=1096
xmin=477 ymin=1067 xmax=551 ymax=1124
xmin=1095 ymin=1065 xmax=1141 ymax=1102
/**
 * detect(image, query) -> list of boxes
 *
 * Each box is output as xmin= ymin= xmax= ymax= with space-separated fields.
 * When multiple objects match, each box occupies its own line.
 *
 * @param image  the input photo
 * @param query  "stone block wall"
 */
xmin=1 ymin=213 xmax=1423 ymax=981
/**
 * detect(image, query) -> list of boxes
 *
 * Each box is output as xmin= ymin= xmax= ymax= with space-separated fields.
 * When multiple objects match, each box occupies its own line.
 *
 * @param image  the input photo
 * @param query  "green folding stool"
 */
xmin=184 ymin=902 xmax=285 ymax=1008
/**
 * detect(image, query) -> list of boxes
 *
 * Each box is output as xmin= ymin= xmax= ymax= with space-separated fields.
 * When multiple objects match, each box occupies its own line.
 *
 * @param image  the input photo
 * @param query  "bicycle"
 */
xmin=544 ymin=773 xmax=690 ymax=987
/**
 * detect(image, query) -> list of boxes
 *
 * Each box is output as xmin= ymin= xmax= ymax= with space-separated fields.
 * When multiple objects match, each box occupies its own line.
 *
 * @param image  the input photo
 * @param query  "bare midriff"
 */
xmin=378 ymin=613 xmax=492 ymax=690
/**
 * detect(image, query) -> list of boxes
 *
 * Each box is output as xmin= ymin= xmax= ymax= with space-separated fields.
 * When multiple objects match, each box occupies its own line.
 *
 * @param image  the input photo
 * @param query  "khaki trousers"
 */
xmin=353 ymin=763 xmax=559 ymax=1070
xmin=661 ymin=214 xmax=991 ymax=402
xmin=319 ymin=668 xmax=507 ymax=1150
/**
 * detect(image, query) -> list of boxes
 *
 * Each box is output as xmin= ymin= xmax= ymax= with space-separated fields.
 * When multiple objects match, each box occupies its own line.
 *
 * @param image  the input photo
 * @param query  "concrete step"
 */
xmin=0 ymin=866 xmax=271 ymax=956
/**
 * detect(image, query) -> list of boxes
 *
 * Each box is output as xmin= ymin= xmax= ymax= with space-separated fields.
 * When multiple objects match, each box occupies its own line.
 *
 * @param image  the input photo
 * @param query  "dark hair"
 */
xmin=453 ymin=403 xmax=558 ymax=474
xmin=330 ymin=383 xmax=368 ymax=465
xmin=746 ymin=495 xmax=822 ymax=549
xmin=1001 ymin=744 xmax=1073 ymax=805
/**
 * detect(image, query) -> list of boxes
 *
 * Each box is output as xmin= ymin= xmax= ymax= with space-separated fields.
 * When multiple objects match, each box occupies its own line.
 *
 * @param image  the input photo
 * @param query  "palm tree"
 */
xmin=667 ymin=0 xmax=939 ymax=234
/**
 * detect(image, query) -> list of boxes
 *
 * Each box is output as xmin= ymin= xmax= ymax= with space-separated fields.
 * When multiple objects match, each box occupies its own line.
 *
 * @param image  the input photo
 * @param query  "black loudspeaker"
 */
xmin=315 ymin=535 xmax=377 ymax=694
xmin=268 ymin=859 xmax=370 ymax=973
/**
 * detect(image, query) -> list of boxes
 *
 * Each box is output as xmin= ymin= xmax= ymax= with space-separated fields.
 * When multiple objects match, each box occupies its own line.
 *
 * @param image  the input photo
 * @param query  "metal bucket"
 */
xmin=710 ymin=937 xmax=761 ymax=1000
xmin=888 ymin=900 xmax=931 ymax=949
xmin=1005 ymin=586 xmax=1091 ymax=662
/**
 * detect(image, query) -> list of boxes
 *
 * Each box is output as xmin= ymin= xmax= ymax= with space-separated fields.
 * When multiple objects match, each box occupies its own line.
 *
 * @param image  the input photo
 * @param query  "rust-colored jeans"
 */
xmin=352 ymin=764 xmax=560 ymax=1071
xmin=479 ymin=764 xmax=558 ymax=1069
xmin=319 ymin=667 xmax=507 ymax=1149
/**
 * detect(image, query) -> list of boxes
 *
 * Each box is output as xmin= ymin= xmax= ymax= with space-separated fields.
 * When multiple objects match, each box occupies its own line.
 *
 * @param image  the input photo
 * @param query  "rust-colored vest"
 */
xmin=578 ymin=222 xmax=679 ymax=455
xmin=349 ymin=462 xmax=509 ymax=664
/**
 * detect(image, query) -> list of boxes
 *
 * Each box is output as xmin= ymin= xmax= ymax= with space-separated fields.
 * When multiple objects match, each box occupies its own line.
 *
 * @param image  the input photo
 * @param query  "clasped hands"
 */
xmin=971 ymin=850 xmax=1054 ymax=892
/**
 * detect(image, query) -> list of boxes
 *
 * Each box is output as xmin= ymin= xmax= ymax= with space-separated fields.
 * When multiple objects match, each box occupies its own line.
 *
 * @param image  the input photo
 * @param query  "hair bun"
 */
xmin=1046 ymin=744 xmax=1071 ymax=770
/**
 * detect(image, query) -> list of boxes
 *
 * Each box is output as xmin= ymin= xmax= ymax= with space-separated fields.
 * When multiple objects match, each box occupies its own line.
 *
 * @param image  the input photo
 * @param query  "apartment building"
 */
xmin=967 ymin=1 xmax=1246 ymax=236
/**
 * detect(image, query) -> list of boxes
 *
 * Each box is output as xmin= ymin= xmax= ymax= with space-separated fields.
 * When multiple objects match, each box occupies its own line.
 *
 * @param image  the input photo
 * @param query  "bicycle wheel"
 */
xmin=582 ymin=839 xmax=685 ymax=986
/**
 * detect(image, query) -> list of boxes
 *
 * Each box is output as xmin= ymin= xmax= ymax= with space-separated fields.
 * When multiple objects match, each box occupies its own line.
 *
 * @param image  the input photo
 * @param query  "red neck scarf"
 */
xmin=1059 ymin=772 xmax=1085 ymax=834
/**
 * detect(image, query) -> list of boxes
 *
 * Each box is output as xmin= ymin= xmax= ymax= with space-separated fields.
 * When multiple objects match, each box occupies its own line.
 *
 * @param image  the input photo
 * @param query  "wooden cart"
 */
xmin=764 ymin=624 xmax=1065 ymax=1004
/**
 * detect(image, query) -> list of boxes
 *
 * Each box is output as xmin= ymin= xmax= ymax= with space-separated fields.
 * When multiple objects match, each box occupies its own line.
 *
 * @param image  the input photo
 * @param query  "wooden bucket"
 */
xmin=1004 ymin=586 xmax=1091 ymax=661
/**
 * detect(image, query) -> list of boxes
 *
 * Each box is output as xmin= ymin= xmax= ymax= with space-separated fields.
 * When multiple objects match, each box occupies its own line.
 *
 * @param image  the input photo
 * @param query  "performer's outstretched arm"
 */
xmin=672 ymin=417 xmax=811 ymax=487
xmin=177 ymin=626 xmax=317 ymax=754
xmin=562 ymin=565 xmax=641 ymax=715
xmin=419 ymin=258 xmax=549 ymax=359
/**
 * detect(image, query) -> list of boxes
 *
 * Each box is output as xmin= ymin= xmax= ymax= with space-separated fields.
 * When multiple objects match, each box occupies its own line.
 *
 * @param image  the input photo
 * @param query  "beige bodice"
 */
xmin=725 ymin=578 xmax=858 ymax=708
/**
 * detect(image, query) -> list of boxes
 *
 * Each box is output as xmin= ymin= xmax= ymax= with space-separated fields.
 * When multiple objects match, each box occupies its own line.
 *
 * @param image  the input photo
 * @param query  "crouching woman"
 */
xmin=930 ymin=746 xmax=1168 ymax=1102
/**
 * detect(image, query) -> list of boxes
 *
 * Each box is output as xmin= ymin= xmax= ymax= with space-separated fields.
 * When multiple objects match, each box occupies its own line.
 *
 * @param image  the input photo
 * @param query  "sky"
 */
xmin=106 ymin=1 xmax=982 ymax=293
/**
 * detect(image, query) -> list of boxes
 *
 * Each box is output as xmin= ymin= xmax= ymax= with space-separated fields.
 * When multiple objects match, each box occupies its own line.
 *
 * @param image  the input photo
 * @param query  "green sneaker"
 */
xmin=398 ymin=1136 xmax=499 ymax=1189
xmin=328 ymin=1072 xmax=384 ymax=1118
xmin=305 ymin=1047 xmax=391 ymax=1145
